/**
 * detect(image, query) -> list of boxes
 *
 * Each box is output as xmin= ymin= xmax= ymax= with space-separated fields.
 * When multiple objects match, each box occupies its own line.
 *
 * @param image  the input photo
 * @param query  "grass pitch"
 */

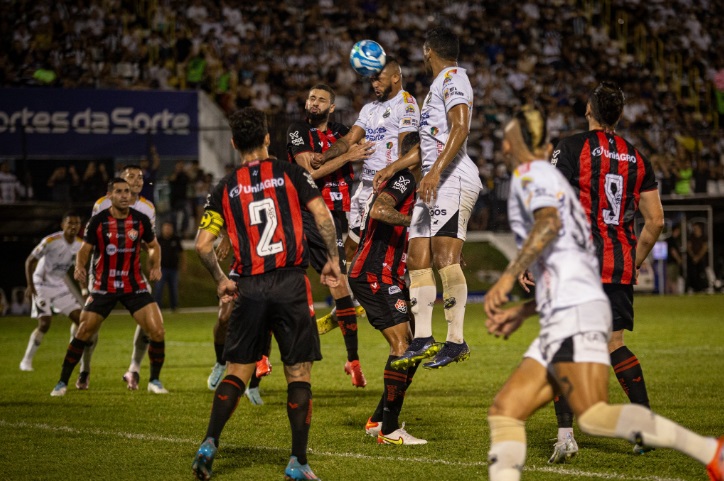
xmin=1 ymin=295 xmax=722 ymax=480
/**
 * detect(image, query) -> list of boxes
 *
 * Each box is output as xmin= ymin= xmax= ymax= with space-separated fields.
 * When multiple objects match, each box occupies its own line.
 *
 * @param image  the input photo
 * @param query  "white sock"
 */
xmin=22 ymin=328 xmax=44 ymax=362
xmin=438 ymin=264 xmax=467 ymax=343
xmin=409 ymin=268 xmax=436 ymax=339
xmin=128 ymin=325 xmax=149 ymax=373
xmin=558 ymin=427 xmax=574 ymax=442
xmin=79 ymin=332 xmax=99 ymax=373
xmin=488 ymin=441 xmax=526 ymax=481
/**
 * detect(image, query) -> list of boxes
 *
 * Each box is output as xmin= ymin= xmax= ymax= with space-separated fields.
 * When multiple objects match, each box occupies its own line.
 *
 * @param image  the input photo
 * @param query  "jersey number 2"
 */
xmin=248 ymin=198 xmax=283 ymax=257
xmin=602 ymin=173 xmax=623 ymax=226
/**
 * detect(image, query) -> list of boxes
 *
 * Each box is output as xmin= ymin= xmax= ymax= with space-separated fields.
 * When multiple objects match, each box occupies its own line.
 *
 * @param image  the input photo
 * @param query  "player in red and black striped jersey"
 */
xmin=193 ymin=107 xmax=343 ymax=481
xmin=50 ymin=177 xmax=168 ymax=397
xmin=548 ymin=82 xmax=665 ymax=460
xmin=286 ymin=83 xmax=374 ymax=388
xmin=348 ymin=132 xmax=427 ymax=445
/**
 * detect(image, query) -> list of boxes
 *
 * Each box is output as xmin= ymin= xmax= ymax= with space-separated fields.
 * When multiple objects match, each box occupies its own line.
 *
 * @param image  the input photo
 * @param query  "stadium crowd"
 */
xmin=1 ymin=0 xmax=723 ymax=227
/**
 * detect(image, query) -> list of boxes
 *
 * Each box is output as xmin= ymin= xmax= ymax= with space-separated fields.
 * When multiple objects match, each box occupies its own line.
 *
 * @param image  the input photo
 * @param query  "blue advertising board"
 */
xmin=0 ymin=88 xmax=199 ymax=157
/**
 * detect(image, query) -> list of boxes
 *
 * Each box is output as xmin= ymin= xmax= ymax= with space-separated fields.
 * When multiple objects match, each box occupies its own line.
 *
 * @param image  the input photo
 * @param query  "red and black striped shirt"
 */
xmin=349 ymin=169 xmax=416 ymax=287
xmin=286 ymin=120 xmax=354 ymax=212
xmin=84 ymin=208 xmax=155 ymax=293
xmin=552 ymin=130 xmax=657 ymax=284
xmin=205 ymin=158 xmax=321 ymax=277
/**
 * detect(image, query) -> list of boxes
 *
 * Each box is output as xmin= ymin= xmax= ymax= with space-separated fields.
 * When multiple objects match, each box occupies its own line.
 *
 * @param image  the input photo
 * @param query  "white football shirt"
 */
xmin=30 ymin=232 xmax=82 ymax=288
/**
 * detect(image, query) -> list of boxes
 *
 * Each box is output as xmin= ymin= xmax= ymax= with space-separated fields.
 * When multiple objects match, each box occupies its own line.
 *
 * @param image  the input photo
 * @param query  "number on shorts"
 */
xmin=248 ymin=198 xmax=283 ymax=257
xmin=602 ymin=173 xmax=623 ymax=225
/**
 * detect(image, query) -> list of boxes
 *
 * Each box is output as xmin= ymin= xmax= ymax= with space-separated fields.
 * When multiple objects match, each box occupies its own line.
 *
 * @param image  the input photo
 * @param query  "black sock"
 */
xmin=205 ymin=375 xmax=244 ymax=446
xmin=287 ymin=381 xmax=312 ymax=465
xmin=60 ymin=337 xmax=88 ymax=384
xmin=335 ymin=296 xmax=358 ymax=361
xmin=148 ymin=340 xmax=165 ymax=382
xmin=214 ymin=343 xmax=225 ymax=365
xmin=611 ymin=346 xmax=650 ymax=408
xmin=371 ymin=393 xmax=385 ymax=423
xmin=553 ymin=395 xmax=574 ymax=428
xmin=382 ymin=356 xmax=408 ymax=435
xmin=248 ymin=373 xmax=261 ymax=389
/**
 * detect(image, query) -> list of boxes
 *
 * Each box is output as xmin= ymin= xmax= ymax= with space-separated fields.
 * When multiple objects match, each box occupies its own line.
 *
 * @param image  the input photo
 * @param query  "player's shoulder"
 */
xmin=327 ymin=121 xmax=349 ymax=136
xmin=92 ymin=195 xmax=110 ymax=210
xmin=42 ymin=231 xmax=64 ymax=245
xmin=287 ymin=120 xmax=311 ymax=136
xmin=401 ymin=91 xmax=418 ymax=105
xmin=138 ymin=196 xmax=156 ymax=211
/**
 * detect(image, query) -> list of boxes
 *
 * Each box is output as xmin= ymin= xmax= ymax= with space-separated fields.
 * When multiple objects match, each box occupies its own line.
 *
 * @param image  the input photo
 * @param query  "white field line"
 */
xmin=2 ymin=419 xmax=688 ymax=481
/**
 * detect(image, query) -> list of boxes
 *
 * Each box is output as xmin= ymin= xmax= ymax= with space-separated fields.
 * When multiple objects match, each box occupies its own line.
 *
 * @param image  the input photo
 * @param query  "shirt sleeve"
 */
xmin=141 ymin=213 xmax=155 ymax=243
xmin=83 ymin=215 xmax=100 ymax=245
xmin=442 ymin=70 xmax=472 ymax=112
xmin=396 ymin=94 xmax=420 ymax=133
xmin=382 ymin=169 xmax=416 ymax=204
xmin=30 ymin=238 xmax=48 ymax=259
xmin=551 ymin=137 xmax=576 ymax=183
xmin=639 ymin=152 xmax=658 ymax=192
xmin=353 ymin=104 xmax=370 ymax=131
xmin=287 ymin=122 xmax=314 ymax=156
xmin=288 ymin=163 xmax=322 ymax=206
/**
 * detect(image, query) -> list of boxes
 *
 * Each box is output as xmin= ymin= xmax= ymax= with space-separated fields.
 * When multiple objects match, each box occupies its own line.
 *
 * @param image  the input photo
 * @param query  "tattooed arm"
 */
xmin=321 ymin=125 xmax=365 ymax=162
xmin=370 ymin=192 xmax=411 ymax=227
xmin=484 ymin=206 xmax=561 ymax=319
xmin=195 ymin=212 xmax=236 ymax=302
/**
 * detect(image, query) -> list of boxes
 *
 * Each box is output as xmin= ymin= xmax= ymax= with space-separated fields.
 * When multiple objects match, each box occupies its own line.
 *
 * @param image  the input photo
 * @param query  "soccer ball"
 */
xmin=349 ymin=40 xmax=386 ymax=77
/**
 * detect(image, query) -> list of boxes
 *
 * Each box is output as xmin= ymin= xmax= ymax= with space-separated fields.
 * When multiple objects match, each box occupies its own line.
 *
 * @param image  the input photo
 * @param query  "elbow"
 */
xmin=370 ymin=204 xmax=383 ymax=221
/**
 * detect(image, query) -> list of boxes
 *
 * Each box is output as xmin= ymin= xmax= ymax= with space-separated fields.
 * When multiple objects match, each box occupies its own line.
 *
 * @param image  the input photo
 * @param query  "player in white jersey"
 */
xmin=483 ymin=108 xmax=724 ymax=481
xmin=92 ymin=164 xmax=159 ymax=391
xmin=376 ymin=27 xmax=482 ymax=370
xmin=19 ymin=211 xmax=98 ymax=389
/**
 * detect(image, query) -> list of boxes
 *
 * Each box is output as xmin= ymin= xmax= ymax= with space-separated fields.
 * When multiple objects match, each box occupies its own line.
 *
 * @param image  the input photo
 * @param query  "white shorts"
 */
xmin=31 ymin=284 xmax=82 ymax=318
xmin=348 ymin=182 xmax=374 ymax=241
xmin=525 ymin=300 xmax=612 ymax=370
xmin=409 ymin=175 xmax=480 ymax=240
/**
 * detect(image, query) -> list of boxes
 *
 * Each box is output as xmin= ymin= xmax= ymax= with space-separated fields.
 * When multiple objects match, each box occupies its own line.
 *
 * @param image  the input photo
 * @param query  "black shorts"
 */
xmin=303 ymin=210 xmax=346 ymax=274
xmin=348 ymin=275 xmax=410 ymax=331
xmin=603 ymin=283 xmax=634 ymax=332
xmin=83 ymin=291 xmax=155 ymax=318
xmin=224 ymin=268 xmax=322 ymax=366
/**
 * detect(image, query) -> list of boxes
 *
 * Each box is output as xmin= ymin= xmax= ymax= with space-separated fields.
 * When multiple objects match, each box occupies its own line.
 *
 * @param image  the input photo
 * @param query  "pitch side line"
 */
xmin=2 ymin=419 xmax=687 ymax=481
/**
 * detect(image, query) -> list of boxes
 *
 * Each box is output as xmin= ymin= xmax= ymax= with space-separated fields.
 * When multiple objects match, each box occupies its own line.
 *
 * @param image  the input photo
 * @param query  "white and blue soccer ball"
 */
xmin=349 ymin=40 xmax=386 ymax=77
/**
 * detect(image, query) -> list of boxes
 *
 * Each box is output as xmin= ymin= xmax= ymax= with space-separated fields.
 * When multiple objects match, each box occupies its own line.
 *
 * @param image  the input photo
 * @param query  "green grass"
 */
xmin=1 ymin=295 xmax=722 ymax=480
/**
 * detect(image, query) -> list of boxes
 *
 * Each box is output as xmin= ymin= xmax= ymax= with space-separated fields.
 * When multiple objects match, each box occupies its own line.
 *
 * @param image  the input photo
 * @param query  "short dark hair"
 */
xmin=400 ymin=132 xmax=420 ymax=157
xmin=108 ymin=177 xmax=128 ymax=192
xmin=424 ymin=27 xmax=459 ymax=61
xmin=228 ymin=108 xmax=268 ymax=154
xmin=309 ymin=83 xmax=335 ymax=104
xmin=515 ymin=105 xmax=547 ymax=151
xmin=121 ymin=164 xmax=142 ymax=173
xmin=62 ymin=210 xmax=81 ymax=220
xmin=589 ymin=81 xmax=625 ymax=128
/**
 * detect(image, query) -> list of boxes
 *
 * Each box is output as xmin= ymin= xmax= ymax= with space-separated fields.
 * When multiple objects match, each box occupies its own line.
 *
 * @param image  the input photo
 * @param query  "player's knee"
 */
xmin=38 ymin=318 xmax=52 ymax=332
xmin=438 ymin=263 xmax=465 ymax=288
xmin=578 ymin=402 xmax=622 ymax=437
xmin=145 ymin=324 xmax=165 ymax=342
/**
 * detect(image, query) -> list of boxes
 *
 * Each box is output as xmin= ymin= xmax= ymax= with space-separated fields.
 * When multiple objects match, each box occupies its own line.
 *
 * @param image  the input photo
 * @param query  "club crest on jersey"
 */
xmin=395 ymin=299 xmax=407 ymax=313
xmin=127 ymin=229 xmax=138 ymax=241
xmin=382 ymin=107 xmax=391 ymax=118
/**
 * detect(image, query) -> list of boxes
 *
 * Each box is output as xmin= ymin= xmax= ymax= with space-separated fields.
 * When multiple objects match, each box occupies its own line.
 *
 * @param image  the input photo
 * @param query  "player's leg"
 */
xmin=245 ymin=331 xmax=273 ymax=406
xmin=424 ymin=179 xmax=477 ymax=369
xmin=208 ymin=299 xmax=230 ymax=390
xmin=52 ymin=298 xmax=110 ymax=397
xmin=488 ymin=357 xmax=556 ymax=481
xmin=21 ymin=286 xmax=57 ymax=370
xmin=67 ymin=308 xmax=97 ymax=390
xmin=123 ymin=325 xmax=151 ymax=389
xmin=126 ymin=294 xmax=167 ymax=393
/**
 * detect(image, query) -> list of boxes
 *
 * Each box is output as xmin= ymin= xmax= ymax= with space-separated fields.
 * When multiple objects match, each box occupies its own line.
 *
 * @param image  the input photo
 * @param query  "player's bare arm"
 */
xmin=373 ymin=144 xmax=421 ymax=191
xmin=370 ymin=191 xmax=412 ymax=227
xmin=484 ymin=206 xmax=560 ymax=317
xmin=196 ymin=210 xmax=236 ymax=302
xmin=73 ymin=242 xmax=93 ymax=284
xmin=635 ymin=189 xmax=665 ymax=269
xmin=419 ymin=103 xmax=469 ymax=204
xmin=24 ymin=254 xmax=39 ymax=300
xmin=320 ymin=125 xmax=366 ymax=162
xmin=145 ymin=238 xmax=162 ymax=282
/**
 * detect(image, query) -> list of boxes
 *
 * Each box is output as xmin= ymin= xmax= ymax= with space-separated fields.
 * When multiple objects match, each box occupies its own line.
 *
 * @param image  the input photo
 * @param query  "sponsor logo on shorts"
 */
xmin=395 ymin=299 xmax=407 ymax=313
xmin=85 ymin=296 xmax=94 ymax=306
xmin=388 ymin=286 xmax=401 ymax=295
xmin=444 ymin=297 xmax=456 ymax=309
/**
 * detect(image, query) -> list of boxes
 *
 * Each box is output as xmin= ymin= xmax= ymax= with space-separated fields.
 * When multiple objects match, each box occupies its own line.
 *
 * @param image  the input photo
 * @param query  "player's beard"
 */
xmin=375 ymin=84 xmax=392 ymax=102
xmin=306 ymin=106 xmax=331 ymax=127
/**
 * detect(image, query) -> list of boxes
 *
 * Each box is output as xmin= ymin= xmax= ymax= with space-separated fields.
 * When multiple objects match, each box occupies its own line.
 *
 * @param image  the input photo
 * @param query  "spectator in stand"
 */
xmin=47 ymin=165 xmax=79 ymax=204
xmin=154 ymin=221 xmax=185 ymax=311
xmin=168 ymin=160 xmax=192 ymax=239
xmin=0 ymin=161 xmax=25 ymax=203
xmin=140 ymin=146 xmax=161 ymax=202
xmin=78 ymin=161 xmax=109 ymax=202
xmin=666 ymin=223 xmax=684 ymax=295
xmin=686 ymin=222 xmax=709 ymax=293
xmin=673 ymin=155 xmax=693 ymax=196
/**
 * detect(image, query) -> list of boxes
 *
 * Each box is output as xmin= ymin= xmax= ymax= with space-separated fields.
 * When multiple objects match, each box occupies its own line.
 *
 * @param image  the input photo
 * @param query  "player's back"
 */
xmin=552 ymin=130 xmax=657 ymax=284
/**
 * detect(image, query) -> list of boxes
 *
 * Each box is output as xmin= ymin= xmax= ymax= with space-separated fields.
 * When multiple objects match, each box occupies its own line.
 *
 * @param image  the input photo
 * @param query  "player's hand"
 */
xmin=484 ymin=273 xmax=515 ymax=318
xmin=517 ymin=270 xmax=535 ymax=293
xmin=418 ymin=170 xmax=441 ymax=205
xmin=149 ymin=267 xmax=162 ymax=282
xmin=217 ymin=277 xmax=237 ymax=303
xmin=486 ymin=304 xmax=526 ymax=340
xmin=320 ymin=258 xmax=342 ymax=288
xmin=373 ymin=165 xmax=394 ymax=191
xmin=310 ymin=153 xmax=324 ymax=169
xmin=25 ymin=285 xmax=36 ymax=301
xmin=74 ymin=267 xmax=87 ymax=284
xmin=346 ymin=140 xmax=375 ymax=163
xmin=215 ymin=235 xmax=231 ymax=260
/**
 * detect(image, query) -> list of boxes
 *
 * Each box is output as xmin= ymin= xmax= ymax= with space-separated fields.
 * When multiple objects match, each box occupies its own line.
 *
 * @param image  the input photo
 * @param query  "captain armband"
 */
xmin=199 ymin=210 xmax=224 ymax=236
